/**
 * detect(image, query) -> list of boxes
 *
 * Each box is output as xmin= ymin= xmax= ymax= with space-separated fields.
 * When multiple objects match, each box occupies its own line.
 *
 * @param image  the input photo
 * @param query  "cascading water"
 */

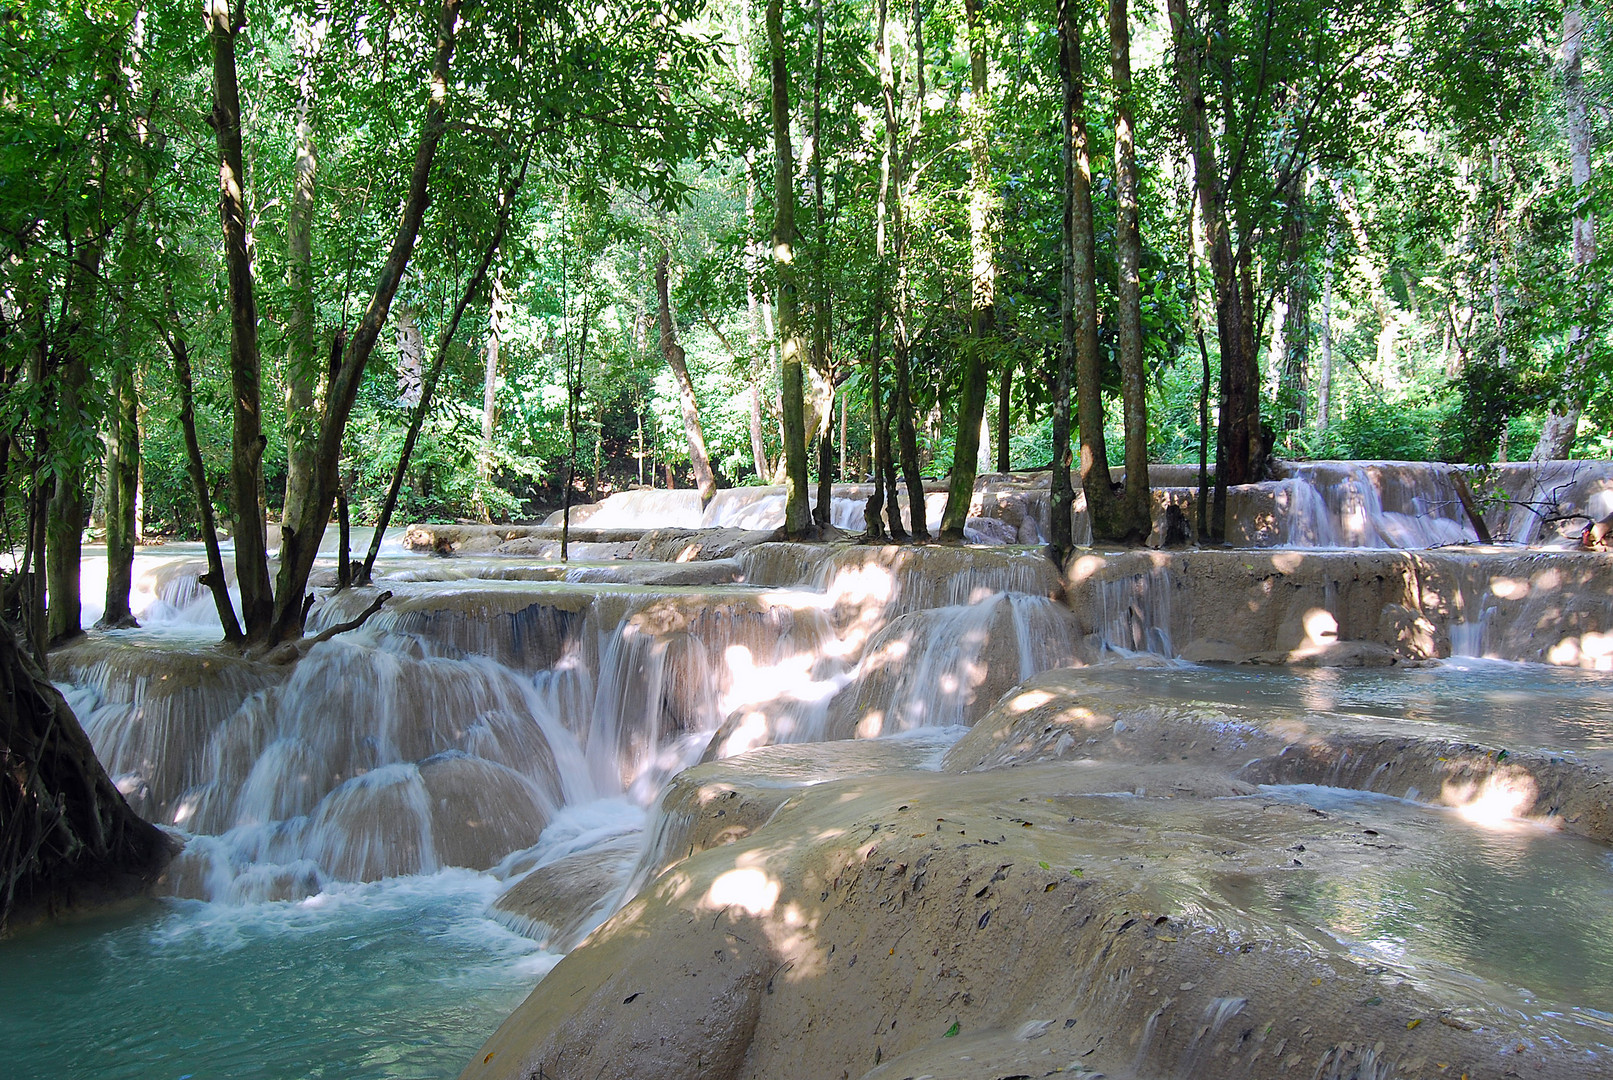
xmin=18 ymin=465 xmax=1613 ymax=1080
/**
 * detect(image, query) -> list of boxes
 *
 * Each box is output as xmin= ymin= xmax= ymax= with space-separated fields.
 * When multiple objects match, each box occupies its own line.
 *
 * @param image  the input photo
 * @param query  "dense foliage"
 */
xmin=2 ymin=0 xmax=1609 ymax=635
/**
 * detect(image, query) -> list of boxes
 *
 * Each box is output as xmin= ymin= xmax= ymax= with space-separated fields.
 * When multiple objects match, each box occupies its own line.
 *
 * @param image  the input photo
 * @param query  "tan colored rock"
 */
xmin=1065 ymin=547 xmax=1613 ymax=668
xmin=462 ymin=748 xmax=1600 ymax=1080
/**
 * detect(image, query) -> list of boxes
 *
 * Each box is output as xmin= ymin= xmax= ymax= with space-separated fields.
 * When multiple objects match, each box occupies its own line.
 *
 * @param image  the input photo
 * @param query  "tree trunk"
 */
xmin=1 ymin=617 xmax=177 ymax=930
xmin=1533 ymin=4 xmax=1594 ymax=462
xmin=271 ymin=0 xmax=464 ymax=643
xmin=767 ymin=0 xmax=811 ymax=539
xmin=1318 ymin=192 xmax=1335 ymax=431
xmin=98 ymin=360 xmax=140 ymax=629
xmin=206 ymin=0 xmax=274 ymax=640
xmin=1050 ymin=0 xmax=1080 ymax=556
xmin=396 ymin=306 xmax=425 ymax=406
xmin=657 ymin=249 xmax=717 ymax=504
xmin=283 ymin=16 xmax=320 ymax=534
xmin=1109 ymin=0 xmax=1151 ymax=544
xmin=940 ymin=0 xmax=996 ymax=540
xmin=876 ymin=0 xmax=926 ymax=539
xmin=477 ymin=278 xmax=508 ymax=521
xmin=1065 ymin=5 xmax=1120 ymax=540
xmin=995 ymin=361 xmax=1012 ymax=473
xmin=1167 ymin=0 xmax=1253 ymax=541
xmin=45 ymin=234 xmax=102 ymax=646
xmin=1186 ymin=185 xmax=1213 ymax=541
xmin=162 ymin=284 xmax=243 ymax=641
xmin=359 ymin=143 xmax=531 ymax=586
xmin=1279 ymin=172 xmax=1309 ymax=433
xmin=811 ymin=0 xmax=834 ymax=527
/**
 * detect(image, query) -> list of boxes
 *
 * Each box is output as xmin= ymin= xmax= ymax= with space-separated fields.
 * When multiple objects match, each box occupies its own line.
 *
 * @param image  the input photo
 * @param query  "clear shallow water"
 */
xmin=1235 ymin=785 xmax=1613 ymax=1029
xmin=1084 ymin=659 xmax=1613 ymax=755
xmin=0 ymin=872 xmax=555 ymax=1080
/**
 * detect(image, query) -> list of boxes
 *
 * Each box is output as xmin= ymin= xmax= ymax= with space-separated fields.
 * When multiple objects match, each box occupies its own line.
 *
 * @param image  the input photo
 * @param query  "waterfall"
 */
xmin=1094 ymin=565 xmax=1177 ymax=657
xmin=70 ymin=536 xmax=1093 ymax=908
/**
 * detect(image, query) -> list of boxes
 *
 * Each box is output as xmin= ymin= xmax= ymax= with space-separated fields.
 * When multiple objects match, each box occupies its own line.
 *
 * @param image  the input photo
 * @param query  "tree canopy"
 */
xmin=2 ymin=0 xmax=1608 ymax=642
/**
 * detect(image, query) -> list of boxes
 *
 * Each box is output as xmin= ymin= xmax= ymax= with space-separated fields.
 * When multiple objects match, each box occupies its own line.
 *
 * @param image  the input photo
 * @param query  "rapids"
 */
xmin=6 ymin=461 xmax=1613 ymax=1080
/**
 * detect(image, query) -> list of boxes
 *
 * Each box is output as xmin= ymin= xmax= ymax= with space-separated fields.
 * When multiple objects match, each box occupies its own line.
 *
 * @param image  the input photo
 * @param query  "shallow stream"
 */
xmin=8 ymin=505 xmax=1613 ymax=1077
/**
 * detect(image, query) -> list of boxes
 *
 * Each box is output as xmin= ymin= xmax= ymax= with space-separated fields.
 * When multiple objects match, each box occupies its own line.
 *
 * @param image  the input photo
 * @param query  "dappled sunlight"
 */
xmin=854 ymin=709 xmax=886 ymax=738
xmin=1547 ymin=633 xmax=1613 ymax=670
xmin=1302 ymin=608 xmax=1339 ymax=645
xmin=704 ymin=866 xmax=780 ymax=916
xmin=1008 ymin=688 xmax=1056 ymax=713
xmin=1442 ymin=770 xmax=1542 ymax=830
xmin=1270 ymin=551 xmax=1304 ymax=573
xmin=1068 ymin=553 xmax=1108 ymax=584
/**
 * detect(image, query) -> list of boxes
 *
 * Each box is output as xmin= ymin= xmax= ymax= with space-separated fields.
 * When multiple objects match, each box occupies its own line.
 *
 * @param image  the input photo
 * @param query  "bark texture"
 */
xmin=657 ymin=250 xmax=717 ymax=504
xmin=271 ymin=0 xmax=464 ymax=642
xmin=941 ymin=0 xmax=997 ymax=540
xmin=98 ymin=360 xmax=140 ymax=629
xmin=1 ymin=619 xmax=176 ymax=931
xmin=207 ymin=0 xmax=273 ymax=638
xmin=1533 ymin=5 xmax=1595 ymax=462
xmin=1109 ymin=0 xmax=1151 ymax=544
xmin=767 ymin=0 xmax=811 ymax=538
xmin=283 ymin=16 xmax=320 ymax=534
xmin=1065 ymin=10 xmax=1120 ymax=540
xmin=1050 ymin=0 xmax=1080 ymax=556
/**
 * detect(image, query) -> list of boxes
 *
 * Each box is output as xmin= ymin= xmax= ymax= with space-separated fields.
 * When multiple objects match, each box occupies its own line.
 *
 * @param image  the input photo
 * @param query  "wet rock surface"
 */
xmin=465 ymin=709 xmax=1611 ymax=1080
xmin=43 ymin=462 xmax=1613 ymax=1078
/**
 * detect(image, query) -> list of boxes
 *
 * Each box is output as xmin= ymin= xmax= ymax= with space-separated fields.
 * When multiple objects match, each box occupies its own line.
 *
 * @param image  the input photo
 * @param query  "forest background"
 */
xmin=2 ymin=0 xmax=1609 ymax=644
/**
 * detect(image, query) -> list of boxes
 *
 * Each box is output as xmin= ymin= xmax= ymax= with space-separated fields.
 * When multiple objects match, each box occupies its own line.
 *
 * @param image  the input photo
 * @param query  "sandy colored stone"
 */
xmin=461 ymin=749 xmax=1599 ymax=1080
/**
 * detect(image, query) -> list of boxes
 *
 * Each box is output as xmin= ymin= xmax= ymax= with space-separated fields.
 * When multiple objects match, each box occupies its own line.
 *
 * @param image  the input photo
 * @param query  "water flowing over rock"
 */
xmin=1066 ymin=547 xmax=1613 ymax=668
xmin=43 ymin=460 xmax=1613 ymax=1079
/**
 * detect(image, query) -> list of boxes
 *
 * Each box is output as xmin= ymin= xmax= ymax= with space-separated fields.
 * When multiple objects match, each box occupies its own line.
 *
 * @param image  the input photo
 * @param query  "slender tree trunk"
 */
xmin=767 ymin=0 xmax=811 ymax=538
xmin=811 ymin=0 xmax=834 ymax=527
xmin=162 ymin=282 xmax=243 ymax=642
xmin=283 ymin=16 xmax=320 ymax=534
xmin=874 ymin=0 xmax=926 ymax=538
xmin=335 ymin=488 xmax=351 ymax=588
xmin=864 ymin=311 xmax=889 ymax=541
xmin=359 ymin=142 xmax=531 ymax=586
xmin=99 ymin=361 xmax=139 ymax=629
xmin=206 ymin=0 xmax=274 ymax=640
xmin=561 ymin=319 xmax=590 ymax=561
xmin=995 ymin=362 xmax=1012 ymax=473
xmin=656 ymin=249 xmax=716 ymax=504
xmin=1050 ymin=0 xmax=1080 ymax=556
xmin=1065 ymin=5 xmax=1119 ymax=540
xmin=1279 ymin=171 xmax=1309 ymax=433
xmin=839 ymin=391 xmax=848 ymax=482
xmin=45 ymin=235 xmax=101 ymax=646
xmin=1168 ymin=0 xmax=1248 ymax=540
xmin=1318 ymin=189 xmax=1336 ymax=431
xmin=1534 ymin=4 xmax=1595 ymax=461
xmin=476 ymin=279 xmax=507 ymax=521
xmin=1186 ymin=185 xmax=1213 ymax=541
xmin=1109 ymin=0 xmax=1151 ymax=544
xmin=941 ymin=0 xmax=997 ymax=540
xmin=271 ymin=0 xmax=464 ymax=643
